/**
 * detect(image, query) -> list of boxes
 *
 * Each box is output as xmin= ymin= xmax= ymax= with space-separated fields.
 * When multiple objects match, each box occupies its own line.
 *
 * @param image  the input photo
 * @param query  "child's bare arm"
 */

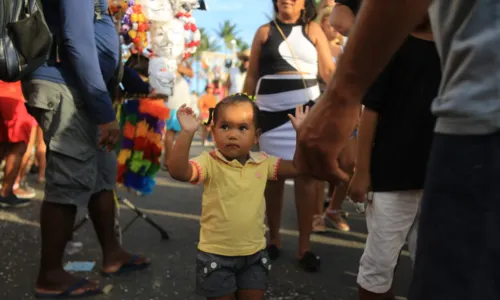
xmin=277 ymin=160 xmax=298 ymax=178
xmin=167 ymin=130 xmax=195 ymax=182
xmin=166 ymin=105 xmax=201 ymax=182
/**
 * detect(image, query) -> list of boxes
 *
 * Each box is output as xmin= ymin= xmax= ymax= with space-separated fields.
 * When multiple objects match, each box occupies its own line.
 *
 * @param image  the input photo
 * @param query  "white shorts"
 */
xmin=357 ymin=190 xmax=421 ymax=294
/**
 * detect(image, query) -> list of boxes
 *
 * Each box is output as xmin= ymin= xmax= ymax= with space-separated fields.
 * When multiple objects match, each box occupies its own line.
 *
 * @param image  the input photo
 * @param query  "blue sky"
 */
xmin=193 ymin=0 xmax=274 ymax=47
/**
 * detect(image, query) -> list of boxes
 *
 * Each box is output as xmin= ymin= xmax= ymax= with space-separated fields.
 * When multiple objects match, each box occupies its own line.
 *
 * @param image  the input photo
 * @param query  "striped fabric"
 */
xmin=256 ymin=74 xmax=320 ymax=160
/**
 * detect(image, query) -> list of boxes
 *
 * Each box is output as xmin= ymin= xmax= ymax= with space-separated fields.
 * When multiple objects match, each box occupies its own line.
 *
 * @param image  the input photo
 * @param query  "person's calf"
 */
xmin=1 ymin=142 xmax=27 ymax=197
xmin=37 ymin=201 xmax=78 ymax=289
xmin=358 ymin=285 xmax=396 ymax=300
xmin=88 ymin=190 xmax=149 ymax=272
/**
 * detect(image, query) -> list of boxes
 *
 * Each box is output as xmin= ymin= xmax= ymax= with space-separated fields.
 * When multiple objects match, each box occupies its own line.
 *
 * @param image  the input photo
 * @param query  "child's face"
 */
xmin=212 ymin=102 xmax=260 ymax=162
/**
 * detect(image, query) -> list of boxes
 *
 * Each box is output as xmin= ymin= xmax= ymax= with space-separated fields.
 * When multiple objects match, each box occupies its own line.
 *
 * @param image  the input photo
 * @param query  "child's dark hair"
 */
xmin=205 ymin=93 xmax=260 ymax=129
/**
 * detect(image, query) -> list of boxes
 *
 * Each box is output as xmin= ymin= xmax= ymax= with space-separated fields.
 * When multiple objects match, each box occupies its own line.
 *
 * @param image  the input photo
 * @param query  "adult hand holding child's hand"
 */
xmin=177 ymin=104 xmax=201 ymax=134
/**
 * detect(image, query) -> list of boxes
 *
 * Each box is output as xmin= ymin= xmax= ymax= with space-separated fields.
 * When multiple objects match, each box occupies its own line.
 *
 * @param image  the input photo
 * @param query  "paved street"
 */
xmin=0 ymin=140 xmax=413 ymax=300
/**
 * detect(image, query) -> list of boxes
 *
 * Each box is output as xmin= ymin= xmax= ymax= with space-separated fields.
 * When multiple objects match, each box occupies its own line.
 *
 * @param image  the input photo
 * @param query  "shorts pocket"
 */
xmin=196 ymin=251 xmax=224 ymax=278
xmin=47 ymin=147 xmax=97 ymax=192
xmin=258 ymin=250 xmax=272 ymax=273
xmin=25 ymin=91 xmax=61 ymax=143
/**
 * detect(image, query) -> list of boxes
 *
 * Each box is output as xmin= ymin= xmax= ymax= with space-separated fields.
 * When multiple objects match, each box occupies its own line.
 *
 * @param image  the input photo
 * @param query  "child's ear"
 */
xmin=254 ymin=128 xmax=262 ymax=144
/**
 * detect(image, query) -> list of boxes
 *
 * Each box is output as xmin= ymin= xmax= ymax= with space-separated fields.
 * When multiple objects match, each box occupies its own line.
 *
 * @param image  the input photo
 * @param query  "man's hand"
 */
xmin=294 ymin=95 xmax=360 ymax=184
xmin=177 ymin=104 xmax=201 ymax=134
xmin=98 ymin=120 xmax=121 ymax=152
xmin=288 ymin=105 xmax=310 ymax=131
xmin=347 ymin=170 xmax=371 ymax=203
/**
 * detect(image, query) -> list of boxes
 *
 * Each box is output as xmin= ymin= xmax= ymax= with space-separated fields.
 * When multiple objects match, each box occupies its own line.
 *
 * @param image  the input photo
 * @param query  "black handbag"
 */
xmin=0 ymin=0 xmax=52 ymax=82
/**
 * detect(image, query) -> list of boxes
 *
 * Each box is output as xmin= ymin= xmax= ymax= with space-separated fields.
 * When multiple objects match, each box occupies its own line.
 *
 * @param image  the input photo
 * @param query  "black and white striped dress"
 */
xmin=257 ymin=20 xmax=319 ymax=160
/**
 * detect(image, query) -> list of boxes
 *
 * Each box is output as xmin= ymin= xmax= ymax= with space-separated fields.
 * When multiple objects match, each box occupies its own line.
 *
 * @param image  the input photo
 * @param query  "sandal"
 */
xmin=34 ymin=278 xmax=102 ymax=298
xmin=101 ymin=254 xmax=151 ymax=277
xmin=324 ymin=209 xmax=350 ymax=232
xmin=299 ymin=251 xmax=320 ymax=272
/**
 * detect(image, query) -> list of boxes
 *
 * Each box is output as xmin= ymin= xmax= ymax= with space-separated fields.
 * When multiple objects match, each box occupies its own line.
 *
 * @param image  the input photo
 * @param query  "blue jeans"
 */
xmin=409 ymin=132 xmax=500 ymax=299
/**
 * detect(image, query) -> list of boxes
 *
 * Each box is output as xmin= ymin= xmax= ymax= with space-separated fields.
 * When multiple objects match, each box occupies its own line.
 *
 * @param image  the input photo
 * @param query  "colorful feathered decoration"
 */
xmin=116 ymin=98 xmax=170 ymax=195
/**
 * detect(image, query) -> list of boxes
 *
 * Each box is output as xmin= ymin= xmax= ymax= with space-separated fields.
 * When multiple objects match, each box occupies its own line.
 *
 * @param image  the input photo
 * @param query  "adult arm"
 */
xmin=242 ymin=25 xmax=269 ymax=96
xmin=293 ymin=0 xmax=431 ymax=182
xmin=178 ymin=62 xmax=194 ymax=78
xmin=308 ymin=22 xmax=336 ymax=82
xmin=330 ymin=3 xmax=356 ymax=36
xmin=59 ymin=0 xmax=115 ymax=124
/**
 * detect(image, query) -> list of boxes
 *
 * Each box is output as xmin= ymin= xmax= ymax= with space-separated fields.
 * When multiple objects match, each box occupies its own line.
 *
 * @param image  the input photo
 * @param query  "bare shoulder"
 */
xmin=305 ymin=22 xmax=325 ymax=43
xmin=255 ymin=23 xmax=272 ymax=44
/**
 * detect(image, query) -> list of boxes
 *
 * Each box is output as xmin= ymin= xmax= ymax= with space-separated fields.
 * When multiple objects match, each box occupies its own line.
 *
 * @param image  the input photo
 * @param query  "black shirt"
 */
xmin=363 ymin=35 xmax=441 ymax=192
xmin=335 ymin=0 xmax=361 ymax=15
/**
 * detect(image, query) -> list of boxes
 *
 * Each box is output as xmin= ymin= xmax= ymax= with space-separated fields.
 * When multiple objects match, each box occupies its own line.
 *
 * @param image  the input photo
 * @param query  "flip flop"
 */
xmin=101 ymin=254 xmax=151 ymax=277
xmin=35 ymin=278 xmax=102 ymax=299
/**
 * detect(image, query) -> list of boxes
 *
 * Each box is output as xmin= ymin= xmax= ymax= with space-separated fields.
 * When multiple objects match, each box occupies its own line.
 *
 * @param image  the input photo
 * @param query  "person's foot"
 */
xmin=13 ymin=184 xmax=36 ymax=199
xmin=36 ymin=269 xmax=101 ymax=297
xmin=312 ymin=214 xmax=326 ymax=233
xmin=0 ymin=193 xmax=30 ymax=208
xmin=102 ymin=250 xmax=150 ymax=275
xmin=324 ymin=209 xmax=350 ymax=232
xmin=37 ymin=177 xmax=46 ymax=184
xmin=298 ymin=251 xmax=321 ymax=272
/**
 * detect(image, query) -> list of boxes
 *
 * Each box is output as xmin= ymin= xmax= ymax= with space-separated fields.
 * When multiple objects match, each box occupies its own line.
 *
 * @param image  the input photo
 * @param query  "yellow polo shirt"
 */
xmin=189 ymin=150 xmax=281 ymax=256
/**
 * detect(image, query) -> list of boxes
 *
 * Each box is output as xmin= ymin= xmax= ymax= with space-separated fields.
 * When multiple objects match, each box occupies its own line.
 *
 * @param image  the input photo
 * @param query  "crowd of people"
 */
xmin=0 ymin=0 xmax=498 ymax=299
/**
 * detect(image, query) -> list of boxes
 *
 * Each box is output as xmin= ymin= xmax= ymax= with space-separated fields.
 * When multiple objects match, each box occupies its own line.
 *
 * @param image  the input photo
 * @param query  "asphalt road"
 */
xmin=0 ymin=140 xmax=412 ymax=300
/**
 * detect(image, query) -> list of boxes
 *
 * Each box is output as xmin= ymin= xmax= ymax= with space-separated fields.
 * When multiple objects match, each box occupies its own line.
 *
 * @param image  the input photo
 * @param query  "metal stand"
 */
xmin=72 ymin=197 xmax=169 ymax=240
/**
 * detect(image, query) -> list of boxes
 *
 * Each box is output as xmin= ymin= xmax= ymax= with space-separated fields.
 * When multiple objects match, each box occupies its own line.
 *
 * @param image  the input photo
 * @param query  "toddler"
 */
xmin=168 ymin=93 xmax=307 ymax=300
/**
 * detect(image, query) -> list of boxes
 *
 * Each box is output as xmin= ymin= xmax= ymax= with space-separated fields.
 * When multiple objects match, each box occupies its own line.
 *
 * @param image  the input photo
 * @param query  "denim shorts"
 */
xmin=409 ymin=132 xmax=500 ymax=299
xmin=196 ymin=249 xmax=271 ymax=298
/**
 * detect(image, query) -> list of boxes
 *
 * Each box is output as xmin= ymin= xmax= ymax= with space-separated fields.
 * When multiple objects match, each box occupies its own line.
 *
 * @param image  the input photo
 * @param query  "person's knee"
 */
xmin=358 ymin=254 xmax=395 ymax=294
xmin=10 ymin=142 xmax=28 ymax=155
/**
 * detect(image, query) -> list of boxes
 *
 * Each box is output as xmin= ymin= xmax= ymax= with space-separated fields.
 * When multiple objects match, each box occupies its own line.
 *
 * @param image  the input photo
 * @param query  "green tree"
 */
xmin=215 ymin=20 xmax=241 ymax=51
xmin=194 ymin=27 xmax=221 ymax=58
xmin=235 ymin=38 xmax=250 ymax=52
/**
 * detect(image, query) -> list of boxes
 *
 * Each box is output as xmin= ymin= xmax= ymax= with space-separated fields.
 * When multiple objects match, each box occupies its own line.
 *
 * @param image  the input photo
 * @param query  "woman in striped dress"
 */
xmin=243 ymin=0 xmax=335 ymax=272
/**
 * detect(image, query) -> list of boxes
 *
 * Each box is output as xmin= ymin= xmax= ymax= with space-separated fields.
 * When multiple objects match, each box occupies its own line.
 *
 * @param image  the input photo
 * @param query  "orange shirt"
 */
xmin=198 ymin=94 xmax=217 ymax=113
xmin=0 ymin=81 xmax=25 ymax=101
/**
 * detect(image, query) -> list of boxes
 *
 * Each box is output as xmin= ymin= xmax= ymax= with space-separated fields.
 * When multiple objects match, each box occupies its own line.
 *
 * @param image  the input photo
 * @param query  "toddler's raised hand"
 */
xmin=288 ymin=105 xmax=310 ymax=130
xmin=177 ymin=104 xmax=201 ymax=134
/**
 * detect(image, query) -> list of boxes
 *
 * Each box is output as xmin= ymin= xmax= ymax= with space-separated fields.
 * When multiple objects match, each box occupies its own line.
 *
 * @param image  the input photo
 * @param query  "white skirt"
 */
xmin=256 ymin=74 xmax=320 ymax=160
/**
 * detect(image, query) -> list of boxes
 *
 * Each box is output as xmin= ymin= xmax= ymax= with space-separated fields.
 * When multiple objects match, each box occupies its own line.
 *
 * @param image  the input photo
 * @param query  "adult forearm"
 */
xmin=167 ymin=130 xmax=194 ymax=181
xmin=326 ymin=0 xmax=431 ymax=105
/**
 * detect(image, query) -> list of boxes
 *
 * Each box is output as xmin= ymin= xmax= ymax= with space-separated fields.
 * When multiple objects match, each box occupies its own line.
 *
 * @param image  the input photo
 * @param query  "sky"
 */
xmin=192 ymin=0 xmax=275 ymax=48
xmin=187 ymin=0 xmax=274 ymax=93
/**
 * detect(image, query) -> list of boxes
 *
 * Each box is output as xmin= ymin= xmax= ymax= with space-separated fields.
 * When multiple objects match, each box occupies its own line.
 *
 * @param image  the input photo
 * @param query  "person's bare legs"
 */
xmin=36 ymin=201 xmax=99 ymax=295
xmin=162 ymin=130 xmax=176 ymax=168
xmin=0 ymin=142 xmax=27 ymax=197
xmin=265 ymin=179 xmax=285 ymax=256
xmin=312 ymin=181 xmax=327 ymax=233
xmin=325 ymin=138 xmax=357 ymax=231
xmin=89 ymin=190 xmax=149 ymax=272
xmin=35 ymin=127 xmax=46 ymax=183
xmin=294 ymin=176 xmax=317 ymax=256
xmin=14 ymin=126 xmax=36 ymax=187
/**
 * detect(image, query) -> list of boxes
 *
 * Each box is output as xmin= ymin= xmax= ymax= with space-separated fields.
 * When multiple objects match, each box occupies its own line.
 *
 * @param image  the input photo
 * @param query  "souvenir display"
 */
xmin=116 ymin=99 xmax=170 ymax=195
